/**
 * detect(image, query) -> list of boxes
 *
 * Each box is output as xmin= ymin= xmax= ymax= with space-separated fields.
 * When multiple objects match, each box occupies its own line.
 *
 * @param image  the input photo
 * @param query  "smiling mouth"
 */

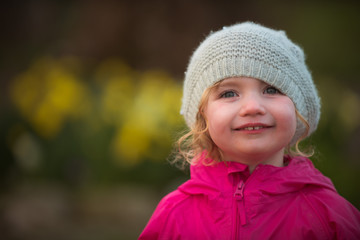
xmin=241 ymin=126 xmax=265 ymax=131
xmin=234 ymin=124 xmax=271 ymax=131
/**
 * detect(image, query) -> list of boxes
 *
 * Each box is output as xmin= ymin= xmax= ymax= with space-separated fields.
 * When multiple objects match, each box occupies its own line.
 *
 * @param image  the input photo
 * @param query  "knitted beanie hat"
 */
xmin=180 ymin=21 xmax=321 ymax=145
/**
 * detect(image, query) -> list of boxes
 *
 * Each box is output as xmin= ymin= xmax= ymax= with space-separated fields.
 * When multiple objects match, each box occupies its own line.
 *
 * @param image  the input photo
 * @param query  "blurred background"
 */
xmin=1 ymin=0 xmax=360 ymax=239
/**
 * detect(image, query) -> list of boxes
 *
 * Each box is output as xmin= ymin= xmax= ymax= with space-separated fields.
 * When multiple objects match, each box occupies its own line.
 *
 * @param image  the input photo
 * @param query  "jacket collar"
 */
xmin=178 ymin=152 xmax=336 ymax=197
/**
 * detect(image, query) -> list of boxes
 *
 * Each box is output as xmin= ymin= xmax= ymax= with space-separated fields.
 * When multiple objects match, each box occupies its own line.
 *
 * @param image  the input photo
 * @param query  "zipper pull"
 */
xmin=234 ymin=181 xmax=247 ymax=225
xmin=234 ymin=181 xmax=245 ymax=199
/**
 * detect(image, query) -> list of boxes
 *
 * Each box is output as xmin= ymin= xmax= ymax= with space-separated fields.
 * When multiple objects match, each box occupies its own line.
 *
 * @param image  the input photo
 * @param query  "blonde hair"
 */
xmin=172 ymin=82 xmax=313 ymax=169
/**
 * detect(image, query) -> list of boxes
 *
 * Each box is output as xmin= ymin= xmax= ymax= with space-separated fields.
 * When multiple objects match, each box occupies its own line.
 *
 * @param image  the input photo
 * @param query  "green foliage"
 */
xmin=7 ymin=57 xmax=186 ymax=187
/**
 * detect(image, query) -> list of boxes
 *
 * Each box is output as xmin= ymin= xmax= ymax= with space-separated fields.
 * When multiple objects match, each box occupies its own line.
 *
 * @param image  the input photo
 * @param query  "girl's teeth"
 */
xmin=244 ymin=126 xmax=263 ymax=130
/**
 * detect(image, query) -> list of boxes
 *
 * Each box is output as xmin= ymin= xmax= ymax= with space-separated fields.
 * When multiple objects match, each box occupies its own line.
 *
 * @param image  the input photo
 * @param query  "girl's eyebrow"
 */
xmin=217 ymin=79 xmax=268 ymax=89
xmin=217 ymin=80 xmax=240 ymax=89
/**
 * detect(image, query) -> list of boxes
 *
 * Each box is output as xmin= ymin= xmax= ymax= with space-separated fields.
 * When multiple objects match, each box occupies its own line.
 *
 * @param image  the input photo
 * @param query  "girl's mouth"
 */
xmin=234 ymin=123 xmax=272 ymax=131
xmin=241 ymin=126 xmax=266 ymax=131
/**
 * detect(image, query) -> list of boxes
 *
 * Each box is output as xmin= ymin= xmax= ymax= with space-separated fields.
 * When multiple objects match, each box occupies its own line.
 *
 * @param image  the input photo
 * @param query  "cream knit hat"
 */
xmin=180 ymin=22 xmax=321 ymax=145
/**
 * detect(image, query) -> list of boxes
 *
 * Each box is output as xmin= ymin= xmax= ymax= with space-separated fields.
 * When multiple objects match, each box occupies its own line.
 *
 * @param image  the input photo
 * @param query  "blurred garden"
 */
xmin=0 ymin=1 xmax=360 ymax=239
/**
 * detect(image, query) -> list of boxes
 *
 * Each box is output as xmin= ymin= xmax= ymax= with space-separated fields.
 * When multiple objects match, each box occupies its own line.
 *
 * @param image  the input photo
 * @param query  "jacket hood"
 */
xmin=178 ymin=154 xmax=336 ymax=198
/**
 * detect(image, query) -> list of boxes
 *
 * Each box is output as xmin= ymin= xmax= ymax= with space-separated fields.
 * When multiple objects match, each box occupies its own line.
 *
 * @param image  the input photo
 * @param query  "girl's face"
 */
xmin=204 ymin=77 xmax=297 ymax=168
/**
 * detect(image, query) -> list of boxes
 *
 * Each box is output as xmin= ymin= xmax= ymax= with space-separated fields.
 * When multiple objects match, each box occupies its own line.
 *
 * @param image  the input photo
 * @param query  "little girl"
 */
xmin=139 ymin=22 xmax=360 ymax=239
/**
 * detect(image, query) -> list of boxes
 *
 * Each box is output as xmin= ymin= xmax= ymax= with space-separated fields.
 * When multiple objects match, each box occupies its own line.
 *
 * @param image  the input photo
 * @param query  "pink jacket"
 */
xmin=139 ymin=155 xmax=360 ymax=239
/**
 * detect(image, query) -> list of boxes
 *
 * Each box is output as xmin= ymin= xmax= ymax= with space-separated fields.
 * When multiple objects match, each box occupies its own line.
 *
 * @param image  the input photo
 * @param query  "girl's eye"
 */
xmin=220 ymin=91 xmax=237 ymax=98
xmin=264 ymin=86 xmax=282 ymax=95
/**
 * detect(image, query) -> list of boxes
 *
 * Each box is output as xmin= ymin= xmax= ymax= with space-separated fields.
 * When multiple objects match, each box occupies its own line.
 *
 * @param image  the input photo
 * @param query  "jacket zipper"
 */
xmin=233 ymin=180 xmax=246 ymax=240
xmin=234 ymin=181 xmax=247 ymax=225
xmin=232 ymin=166 xmax=261 ymax=239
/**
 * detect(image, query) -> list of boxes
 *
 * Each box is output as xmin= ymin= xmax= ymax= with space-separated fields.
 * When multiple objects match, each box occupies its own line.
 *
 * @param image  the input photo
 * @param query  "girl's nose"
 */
xmin=238 ymin=94 xmax=266 ymax=117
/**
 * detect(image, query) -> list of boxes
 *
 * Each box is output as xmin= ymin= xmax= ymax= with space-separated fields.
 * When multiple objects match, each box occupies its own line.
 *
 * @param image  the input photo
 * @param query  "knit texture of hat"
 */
xmin=180 ymin=21 xmax=321 ymax=145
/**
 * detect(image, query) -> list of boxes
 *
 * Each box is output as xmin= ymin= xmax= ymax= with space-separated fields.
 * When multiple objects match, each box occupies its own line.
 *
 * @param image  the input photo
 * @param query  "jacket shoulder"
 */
xmin=138 ymin=189 xmax=191 ymax=240
xmin=301 ymin=186 xmax=360 ymax=239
